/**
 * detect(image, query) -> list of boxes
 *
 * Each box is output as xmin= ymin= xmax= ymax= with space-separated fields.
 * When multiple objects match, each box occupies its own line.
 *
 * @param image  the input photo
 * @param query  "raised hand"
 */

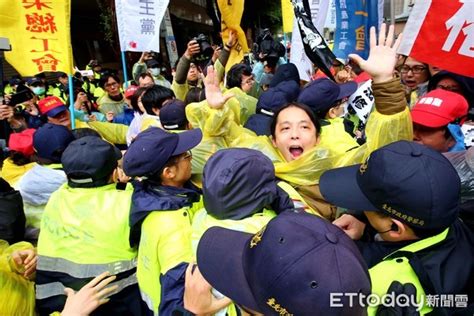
xmin=204 ymin=66 xmax=234 ymax=109
xmin=348 ymin=23 xmax=403 ymax=83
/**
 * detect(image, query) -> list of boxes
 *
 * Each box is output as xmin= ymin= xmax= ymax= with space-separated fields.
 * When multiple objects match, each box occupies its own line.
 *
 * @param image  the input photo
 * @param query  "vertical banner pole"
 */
xmin=68 ymin=75 xmax=75 ymax=130
xmin=121 ymin=51 xmax=129 ymax=88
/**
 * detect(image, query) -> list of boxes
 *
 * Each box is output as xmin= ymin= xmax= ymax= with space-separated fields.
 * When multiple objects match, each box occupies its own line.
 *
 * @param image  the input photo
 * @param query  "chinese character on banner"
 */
xmin=348 ymin=80 xmax=374 ymax=123
xmin=116 ymin=0 xmax=168 ymax=52
xmin=333 ymin=0 xmax=381 ymax=60
xmin=399 ymin=0 xmax=474 ymax=77
xmin=0 ymin=0 xmax=73 ymax=75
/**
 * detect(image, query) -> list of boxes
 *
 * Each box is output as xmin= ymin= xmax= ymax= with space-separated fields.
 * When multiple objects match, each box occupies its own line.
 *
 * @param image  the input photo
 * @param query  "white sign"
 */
xmin=116 ymin=0 xmax=169 ymax=52
xmin=348 ymin=80 xmax=374 ymax=123
xmin=290 ymin=0 xmax=330 ymax=81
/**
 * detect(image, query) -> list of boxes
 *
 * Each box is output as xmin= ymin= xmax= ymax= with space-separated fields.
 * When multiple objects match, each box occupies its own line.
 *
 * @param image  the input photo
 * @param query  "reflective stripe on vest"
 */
xmin=38 ymin=255 xmax=137 ymax=278
xmin=140 ymin=290 xmax=158 ymax=316
xmin=36 ymin=271 xmax=138 ymax=300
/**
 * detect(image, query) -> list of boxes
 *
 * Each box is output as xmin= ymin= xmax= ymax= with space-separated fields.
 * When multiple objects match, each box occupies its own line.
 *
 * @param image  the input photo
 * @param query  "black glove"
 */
xmin=376 ymin=281 xmax=420 ymax=316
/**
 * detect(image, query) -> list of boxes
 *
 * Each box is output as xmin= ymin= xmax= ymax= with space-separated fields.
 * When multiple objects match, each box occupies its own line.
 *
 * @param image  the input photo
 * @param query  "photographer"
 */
xmin=132 ymin=51 xmax=171 ymax=88
xmin=171 ymin=30 xmax=237 ymax=103
xmin=0 ymin=85 xmax=45 ymax=131
xmin=251 ymin=28 xmax=286 ymax=87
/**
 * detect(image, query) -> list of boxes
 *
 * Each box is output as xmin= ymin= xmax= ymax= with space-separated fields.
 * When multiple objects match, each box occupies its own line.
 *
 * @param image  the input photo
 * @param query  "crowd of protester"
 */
xmin=0 ymin=23 xmax=473 ymax=315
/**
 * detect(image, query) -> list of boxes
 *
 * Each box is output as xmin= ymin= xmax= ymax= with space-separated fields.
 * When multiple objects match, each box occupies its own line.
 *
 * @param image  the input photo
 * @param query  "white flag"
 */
xmin=290 ymin=0 xmax=330 ymax=81
xmin=116 ymin=0 xmax=169 ymax=52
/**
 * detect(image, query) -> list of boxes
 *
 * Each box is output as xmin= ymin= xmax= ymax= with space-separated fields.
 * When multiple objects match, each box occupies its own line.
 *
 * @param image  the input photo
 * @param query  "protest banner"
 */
xmin=399 ymin=0 xmax=474 ymax=77
xmin=0 ymin=0 xmax=73 ymax=76
xmin=218 ymin=0 xmax=249 ymax=71
xmin=290 ymin=0 xmax=330 ymax=81
xmin=348 ymin=80 xmax=374 ymax=123
xmin=292 ymin=0 xmax=335 ymax=80
xmin=332 ymin=0 xmax=382 ymax=61
xmin=116 ymin=0 xmax=168 ymax=52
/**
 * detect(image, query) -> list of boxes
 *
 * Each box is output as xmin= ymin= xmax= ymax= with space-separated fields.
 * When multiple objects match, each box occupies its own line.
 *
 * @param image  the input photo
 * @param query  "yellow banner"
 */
xmin=217 ymin=0 xmax=249 ymax=71
xmin=281 ymin=0 xmax=294 ymax=33
xmin=0 ymin=0 xmax=73 ymax=76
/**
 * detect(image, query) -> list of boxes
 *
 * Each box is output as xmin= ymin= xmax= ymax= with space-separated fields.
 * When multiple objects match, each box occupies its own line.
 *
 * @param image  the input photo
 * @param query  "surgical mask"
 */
xmin=149 ymin=68 xmax=160 ymax=77
xmin=32 ymin=86 xmax=45 ymax=96
xmin=338 ymin=101 xmax=349 ymax=118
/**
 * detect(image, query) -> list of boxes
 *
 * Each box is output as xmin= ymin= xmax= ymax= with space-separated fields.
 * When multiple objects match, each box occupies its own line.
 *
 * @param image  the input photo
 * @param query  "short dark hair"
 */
xmin=140 ymin=85 xmax=175 ymax=115
xmin=270 ymin=102 xmax=322 ymax=139
xmin=226 ymin=64 xmax=252 ymax=89
xmin=138 ymin=73 xmax=154 ymax=83
xmin=99 ymin=74 xmax=121 ymax=89
xmin=130 ymin=86 xmax=149 ymax=114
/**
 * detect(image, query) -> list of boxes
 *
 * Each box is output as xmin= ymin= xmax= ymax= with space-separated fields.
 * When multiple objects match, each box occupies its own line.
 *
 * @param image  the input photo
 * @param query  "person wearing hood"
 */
xmin=18 ymin=123 xmax=74 ymax=240
xmin=123 ymin=127 xmax=204 ymax=316
xmin=132 ymin=52 xmax=171 ymax=89
xmin=244 ymin=80 xmax=300 ymax=136
xmin=324 ymin=141 xmax=474 ymax=315
xmin=297 ymin=78 xmax=360 ymax=155
xmin=181 ymin=148 xmax=370 ymax=315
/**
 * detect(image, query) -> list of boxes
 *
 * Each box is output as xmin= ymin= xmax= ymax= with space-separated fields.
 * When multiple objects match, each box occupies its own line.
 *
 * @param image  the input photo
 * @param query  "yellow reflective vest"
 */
xmin=368 ymin=229 xmax=449 ymax=315
xmin=36 ymin=183 xmax=138 ymax=303
xmin=137 ymin=200 xmax=203 ymax=315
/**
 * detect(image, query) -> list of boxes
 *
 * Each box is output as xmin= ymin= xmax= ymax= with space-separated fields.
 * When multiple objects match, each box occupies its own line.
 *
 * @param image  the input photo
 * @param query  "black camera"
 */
xmin=193 ymin=34 xmax=213 ymax=61
xmin=253 ymin=29 xmax=285 ymax=65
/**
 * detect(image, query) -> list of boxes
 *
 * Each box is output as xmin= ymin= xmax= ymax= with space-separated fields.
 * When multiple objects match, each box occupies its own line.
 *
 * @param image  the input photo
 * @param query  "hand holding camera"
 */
xmin=184 ymin=40 xmax=201 ymax=59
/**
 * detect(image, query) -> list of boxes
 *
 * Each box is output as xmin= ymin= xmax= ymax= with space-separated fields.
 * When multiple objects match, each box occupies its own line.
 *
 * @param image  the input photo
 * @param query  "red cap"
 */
xmin=125 ymin=85 xmax=139 ymax=99
xmin=38 ymin=96 xmax=67 ymax=117
xmin=411 ymin=89 xmax=468 ymax=128
xmin=9 ymin=128 xmax=36 ymax=157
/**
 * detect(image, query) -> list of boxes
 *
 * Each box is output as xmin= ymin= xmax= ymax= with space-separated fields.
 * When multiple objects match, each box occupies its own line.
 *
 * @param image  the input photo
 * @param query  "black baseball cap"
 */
xmin=61 ymin=136 xmax=122 ymax=187
xmin=320 ymin=141 xmax=461 ymax=231
xmin=123 ymin=127 xmax=202 ymax=177
xmin=34 ymin=123 xmax=74 ymax=162
xmin=297 ymin=78 xmax=357 ymax=114
xmin=160 ymin=100 xmax=187 ymax=130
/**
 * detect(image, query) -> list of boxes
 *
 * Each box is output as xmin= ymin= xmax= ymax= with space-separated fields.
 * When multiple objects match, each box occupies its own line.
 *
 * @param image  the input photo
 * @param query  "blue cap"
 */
xmin=62 ymin=136 xmax=122 ymax=187
xmin=123 ymin=127 xmax=202 ymax=177
xmin=203 ymin=148 xmax=290 ymax=219
xmin=160 ymin=100 xmax=187 ymax=130
xmin=297 ymin=78 xmax=357 ymax=114
xmin=320 ymin=141 xmax=461 ymax=231
xmin=245 ymin=81 xmax=300 ymax=136
xmin=197 ymin=211 xmax=371 ymax=315
xmin=33 ymin=123 xmax=74 ymax=162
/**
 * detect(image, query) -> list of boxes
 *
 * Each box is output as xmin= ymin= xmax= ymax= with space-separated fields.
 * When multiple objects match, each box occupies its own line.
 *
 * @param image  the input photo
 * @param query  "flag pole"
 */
xmin=67 ymin=74 xmax=75 ymax=130
xmin=121 ymin=51 xmax=129 ymax=88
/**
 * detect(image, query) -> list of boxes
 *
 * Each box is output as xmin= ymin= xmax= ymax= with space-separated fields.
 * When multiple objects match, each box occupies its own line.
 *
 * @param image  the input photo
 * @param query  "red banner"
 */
xmin=399 ymin=0 xmax=474 ymax=77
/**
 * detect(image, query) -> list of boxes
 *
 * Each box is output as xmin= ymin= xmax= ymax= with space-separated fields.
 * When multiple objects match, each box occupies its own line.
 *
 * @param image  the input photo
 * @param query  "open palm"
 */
xmin=349 ymin=23 xmax=403 ymax=83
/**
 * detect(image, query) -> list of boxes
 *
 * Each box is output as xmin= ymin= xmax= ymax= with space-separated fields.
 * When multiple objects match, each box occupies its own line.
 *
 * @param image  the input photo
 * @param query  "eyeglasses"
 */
xmin=105 ymin=82 xmax=119 ymax=88
xmin=399 ymin=65 xmax=427 ymax=74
